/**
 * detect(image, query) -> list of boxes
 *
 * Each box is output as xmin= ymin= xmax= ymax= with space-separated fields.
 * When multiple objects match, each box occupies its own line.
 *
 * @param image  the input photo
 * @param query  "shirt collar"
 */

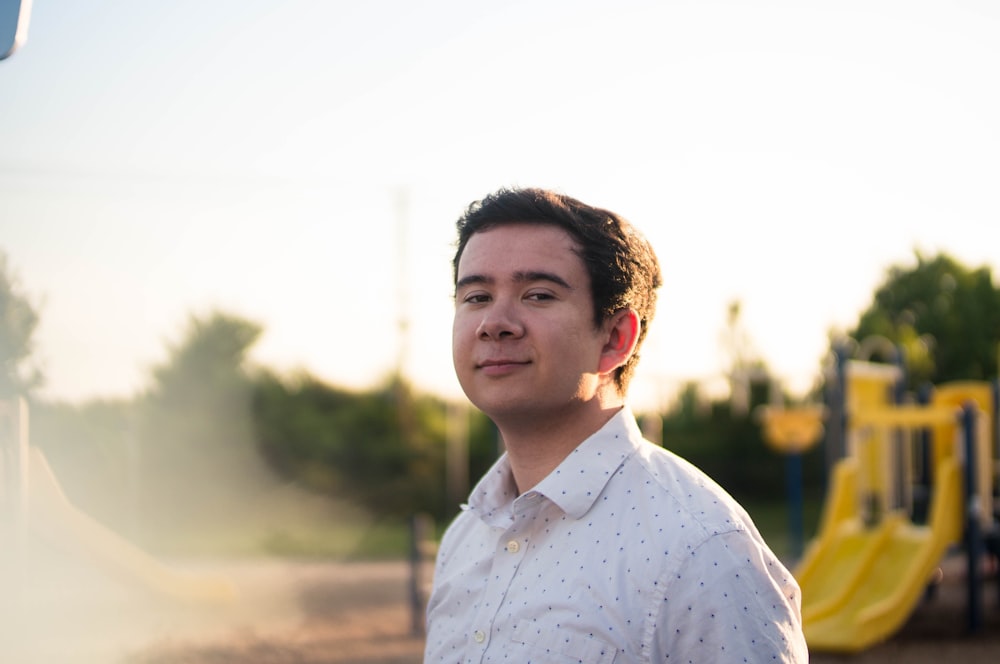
xmin=466 ymin=407 xmax=644 ymax=523
xmin=464 ymin=454 xmax=519 ymax=526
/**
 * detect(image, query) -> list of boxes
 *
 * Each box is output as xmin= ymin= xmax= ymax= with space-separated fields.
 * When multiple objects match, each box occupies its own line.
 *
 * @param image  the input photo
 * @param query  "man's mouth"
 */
xmin=478 ymin=359 xmax=530 ymax=375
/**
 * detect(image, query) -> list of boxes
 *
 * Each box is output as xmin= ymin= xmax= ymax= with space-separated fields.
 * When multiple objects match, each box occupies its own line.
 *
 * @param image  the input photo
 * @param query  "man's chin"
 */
xmin=467 ymin=394 xmax=538 ymax=421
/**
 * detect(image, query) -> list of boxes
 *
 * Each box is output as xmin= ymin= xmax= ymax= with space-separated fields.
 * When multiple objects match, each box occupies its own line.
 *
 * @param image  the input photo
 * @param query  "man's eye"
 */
xmin=526 ymin=292 xmax=554 ymax=302
xmin=463 ymin=293 xmax=490 ymax=304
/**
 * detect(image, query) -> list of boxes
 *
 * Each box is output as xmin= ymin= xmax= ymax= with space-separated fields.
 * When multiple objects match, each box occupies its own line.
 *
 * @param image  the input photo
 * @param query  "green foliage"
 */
xmin=660 ymin=383 xmax=826 ymax=505
xmin=148 ymin=311 xmax=263 ymax=405
xmin=851 ymin=251 xmax=1000 ymax=387
xmin=252 ymin=370 xmax=499 ymax=522
xmin=23 ymin=302 xmax=501 ymax=554
xmin=132 ymin=311 xmax=277 ymax=539
xmin=465 ymin=409 xmax=502 ymax=499
xmin=254 ymin=372 xmax=413 ymax=514
xmin=0 ymin=251 xmax=41 ymax=397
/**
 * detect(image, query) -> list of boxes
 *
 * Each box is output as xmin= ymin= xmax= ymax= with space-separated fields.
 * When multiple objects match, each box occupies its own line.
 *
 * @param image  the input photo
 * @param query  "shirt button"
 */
xmin=506 ymin=540 xmax=520 ymax=553
xmin=473 ymin=629 xmax=486 ymax=643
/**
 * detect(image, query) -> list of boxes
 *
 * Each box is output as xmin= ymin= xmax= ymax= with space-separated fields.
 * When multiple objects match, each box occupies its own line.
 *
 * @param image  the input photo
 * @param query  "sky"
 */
xmin=2 ymin=0 xmax=999 ymax=412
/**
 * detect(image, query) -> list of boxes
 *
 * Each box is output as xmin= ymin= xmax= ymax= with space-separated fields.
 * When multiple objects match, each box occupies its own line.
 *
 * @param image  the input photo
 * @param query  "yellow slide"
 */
xmin=791 ymin=376 xmax=993 ymax=653
xmin=795 ymin=457 xmax=962 ymax=652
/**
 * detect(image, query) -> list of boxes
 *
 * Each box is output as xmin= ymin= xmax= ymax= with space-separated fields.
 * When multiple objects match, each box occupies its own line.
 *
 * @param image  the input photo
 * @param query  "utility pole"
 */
xmin=394 ymin=187 xmax=411 ymax=387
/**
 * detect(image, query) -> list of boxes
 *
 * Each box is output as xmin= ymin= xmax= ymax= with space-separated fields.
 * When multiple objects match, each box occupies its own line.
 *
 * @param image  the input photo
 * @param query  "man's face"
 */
xmin=452 ymin=223 xmax=610 ymax=421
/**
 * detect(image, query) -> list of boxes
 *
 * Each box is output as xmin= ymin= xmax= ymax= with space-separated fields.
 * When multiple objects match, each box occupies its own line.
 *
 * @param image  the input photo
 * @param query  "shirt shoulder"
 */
xmin=626 ymin=438 xmax=761 ymax=542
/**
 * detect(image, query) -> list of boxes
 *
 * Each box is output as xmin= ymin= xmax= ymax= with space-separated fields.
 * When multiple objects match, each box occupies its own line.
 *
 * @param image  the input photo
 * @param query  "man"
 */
xmin=424 ymin=187 xmax=807 ymax=663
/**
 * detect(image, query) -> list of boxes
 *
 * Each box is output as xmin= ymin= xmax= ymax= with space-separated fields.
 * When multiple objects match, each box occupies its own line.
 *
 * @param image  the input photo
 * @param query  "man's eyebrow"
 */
xmin=454 ymin=271 xmax=573 ymax=292
xmin=455 ymin=274 xmax=491 ymax=291
xmin=513 ymin=270 xmax=573 ymax=290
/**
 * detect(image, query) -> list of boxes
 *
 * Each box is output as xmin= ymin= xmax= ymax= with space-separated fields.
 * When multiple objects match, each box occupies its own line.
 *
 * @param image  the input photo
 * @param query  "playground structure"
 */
xmin=0 ymin=397 xmax=236 ymax=607
xmin=758 ymin=403 xmax=827 ymax=559
xmin=767 ymin=348 xmax=1000 ymax=653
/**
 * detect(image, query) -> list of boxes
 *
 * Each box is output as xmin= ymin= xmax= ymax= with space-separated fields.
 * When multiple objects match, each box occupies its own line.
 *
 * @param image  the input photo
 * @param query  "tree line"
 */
xmin=2 ymin=249 xmax=998 ymax=552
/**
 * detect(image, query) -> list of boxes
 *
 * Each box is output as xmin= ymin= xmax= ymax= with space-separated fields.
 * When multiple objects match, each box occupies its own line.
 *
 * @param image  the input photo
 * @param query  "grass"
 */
xmin=743 ymin=497 xmax=824 ymax=563
xmin=233 ymin=499 xmax=825 ymax=562
xmin=137 ymin=493 xmax=829 ymax=563
xmin=263 ymin=497 xmax=828 ymax=562
xmin=139 ymin=516 xmax=417 ymax=560
xmin=260 ymin=518 xmax=415 ymax=559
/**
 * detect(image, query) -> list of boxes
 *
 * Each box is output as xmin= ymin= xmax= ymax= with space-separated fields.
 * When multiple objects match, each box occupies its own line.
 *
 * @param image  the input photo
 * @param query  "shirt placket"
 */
xmin=466 ymin=493 xmax=539 ymax=662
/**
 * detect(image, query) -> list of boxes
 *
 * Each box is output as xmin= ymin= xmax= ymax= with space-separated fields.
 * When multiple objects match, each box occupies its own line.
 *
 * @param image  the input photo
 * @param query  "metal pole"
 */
xmin=962 ymin=402 xmax=983 ymax=633
xmin=408 ymin=512 xmax=432 ymax=636
xmin=786 ymin=452 xmax=804 ymax=560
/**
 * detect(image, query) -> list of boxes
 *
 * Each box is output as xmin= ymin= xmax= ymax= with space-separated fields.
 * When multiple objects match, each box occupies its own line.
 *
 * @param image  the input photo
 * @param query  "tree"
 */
xmin=851 ymin=251 xmax=1000 ymax=388
xmin=148 ymin=311 xmax=262 ymax=404
xmin=0 ymin=251 xmax=41 ymax=396
xmin=134 ymin=310 xmax=275 ymax=540
xmin=252 ymin=369 xmax=503 ymax=521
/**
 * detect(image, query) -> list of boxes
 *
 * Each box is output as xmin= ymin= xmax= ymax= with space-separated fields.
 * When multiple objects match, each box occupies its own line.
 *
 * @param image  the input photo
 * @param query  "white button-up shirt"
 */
xmin=424 ymin=407 xmax=807 ymax=663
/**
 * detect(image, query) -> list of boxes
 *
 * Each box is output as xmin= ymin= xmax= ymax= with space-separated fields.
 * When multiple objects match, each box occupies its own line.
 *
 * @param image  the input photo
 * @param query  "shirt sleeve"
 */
xmin=648 ymin=529 xmax=808 ymax=663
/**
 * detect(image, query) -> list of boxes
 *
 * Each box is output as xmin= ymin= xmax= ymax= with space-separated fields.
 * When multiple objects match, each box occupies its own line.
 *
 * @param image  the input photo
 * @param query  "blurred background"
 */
xmin=2 ymin=1 xmax=1000 ymax=662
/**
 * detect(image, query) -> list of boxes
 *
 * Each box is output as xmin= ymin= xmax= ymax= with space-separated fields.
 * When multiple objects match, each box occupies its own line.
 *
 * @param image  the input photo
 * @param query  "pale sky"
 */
xmin=2 ymin=0 xmax=998 ymax=412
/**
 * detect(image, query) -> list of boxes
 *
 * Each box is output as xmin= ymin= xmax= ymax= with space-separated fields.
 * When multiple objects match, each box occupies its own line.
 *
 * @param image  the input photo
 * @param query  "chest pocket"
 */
xmin=509 ymin=619 xmax=619 ymax=664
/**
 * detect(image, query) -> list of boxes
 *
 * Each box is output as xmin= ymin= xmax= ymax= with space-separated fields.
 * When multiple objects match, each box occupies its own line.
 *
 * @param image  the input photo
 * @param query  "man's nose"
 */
xmin=475 ymin=300 xmax=525 ymax=340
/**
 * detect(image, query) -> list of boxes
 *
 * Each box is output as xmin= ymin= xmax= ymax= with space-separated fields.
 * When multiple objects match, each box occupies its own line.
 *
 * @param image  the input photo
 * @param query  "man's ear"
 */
xmin=598 ymin=309 xmax=640 ymax=375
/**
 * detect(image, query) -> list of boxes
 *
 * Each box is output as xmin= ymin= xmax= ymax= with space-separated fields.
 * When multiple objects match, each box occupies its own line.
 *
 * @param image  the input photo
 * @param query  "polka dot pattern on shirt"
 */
xmin=425 ymin=408 xmax=807 ymax=663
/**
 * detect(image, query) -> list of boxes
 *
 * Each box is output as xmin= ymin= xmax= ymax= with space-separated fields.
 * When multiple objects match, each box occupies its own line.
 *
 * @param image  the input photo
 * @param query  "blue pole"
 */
xmin=787 ymin=452 xmax=804 ymax=560
xmin=962 ymin=402 xmax=983 ymax=633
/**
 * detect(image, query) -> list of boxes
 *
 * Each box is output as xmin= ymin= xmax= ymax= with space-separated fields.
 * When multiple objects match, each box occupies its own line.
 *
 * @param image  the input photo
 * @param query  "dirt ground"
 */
xmin=6 ymin=554 xmax=998 ymax=663
xmin=125 ymin=559 xmax=429 ymax=664
xmin=126 ymin=556 xmax=999 ymax=664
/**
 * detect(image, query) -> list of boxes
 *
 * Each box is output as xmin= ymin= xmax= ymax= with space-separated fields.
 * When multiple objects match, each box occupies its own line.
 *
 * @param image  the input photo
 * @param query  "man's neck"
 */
xmin=496 ymin=399 xmax=625 ymax=494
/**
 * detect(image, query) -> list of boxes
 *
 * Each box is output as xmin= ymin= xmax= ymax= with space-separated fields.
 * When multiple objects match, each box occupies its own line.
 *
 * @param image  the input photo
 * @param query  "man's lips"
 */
xmin=477 ymin=359 xmax=530 ymax=375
